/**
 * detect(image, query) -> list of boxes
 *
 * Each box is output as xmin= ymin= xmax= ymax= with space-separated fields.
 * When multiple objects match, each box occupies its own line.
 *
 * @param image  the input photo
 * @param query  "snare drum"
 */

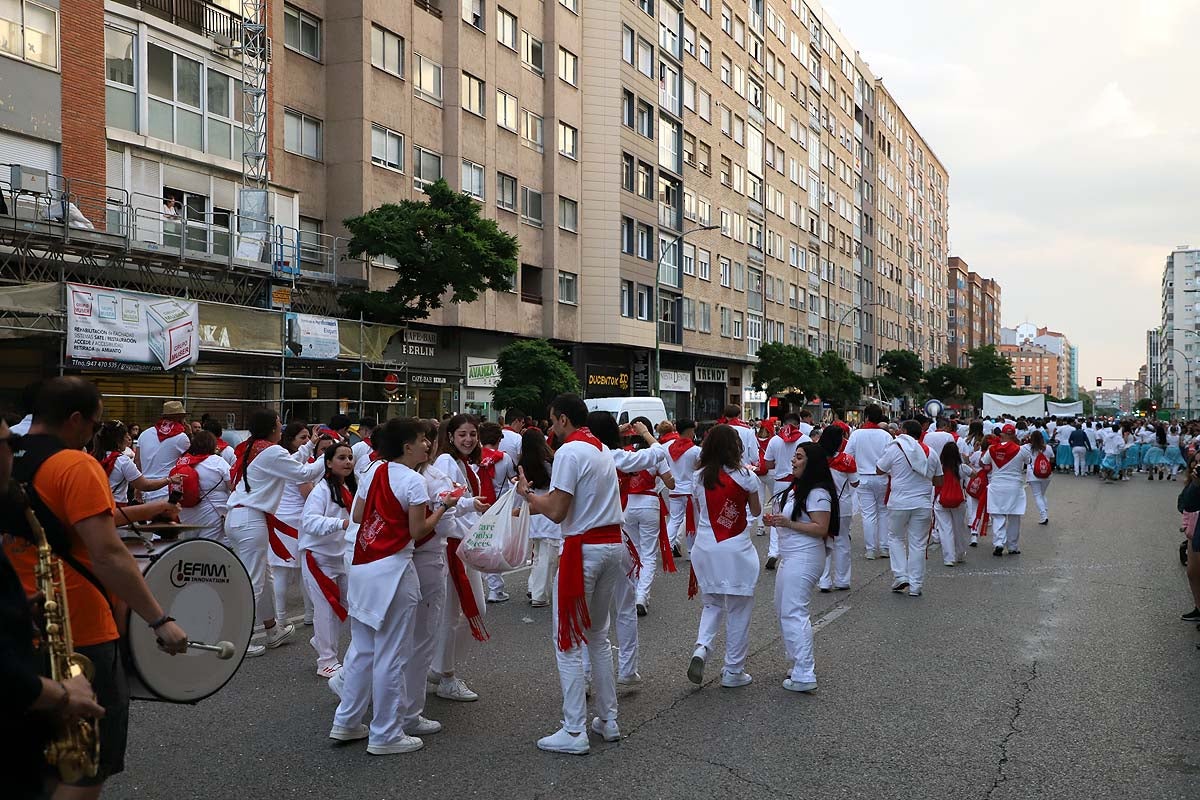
xmin=124 ymin=538 xmax=254 ymax=703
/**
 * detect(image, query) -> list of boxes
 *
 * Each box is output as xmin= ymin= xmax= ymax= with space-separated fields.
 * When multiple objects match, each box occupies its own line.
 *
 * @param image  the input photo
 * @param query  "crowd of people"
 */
xmin=4 ymin=378 xmax=1199 ymax=796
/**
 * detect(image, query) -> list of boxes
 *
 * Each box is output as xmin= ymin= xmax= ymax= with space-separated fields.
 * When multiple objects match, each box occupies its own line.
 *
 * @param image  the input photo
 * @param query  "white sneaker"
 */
xmin=317 ymin=663 xmax=342 ymax=679
xmin=486 ymin=590 xmax=511 ymax=604
xmin=908 ymin=588 xmax=922 ymax=597
xmin=406 ymin=716 xmax=443 ymax=736
xmin=367 ymin=735 xmax=423 ymax=755
xmin=537 ymin=726 xmax=590 ymax=754
xmin=970 ymin=534 xmax=979 ymax=546
xmin=590 ymin=717 xmax=621 ymax=742
xmin=616 ymin=672 xmax=643 ymax=686
xmin=265 ymin=623 xmax=295 ymax=649
xmin=864 ymin=550 xmax=877 ymax=560
xmin=687 ymin=645 xmax=707 ymax=685
xmin=530 ymin=599 xmax=549 ymax=608
xmin=436 ymin=676 xmax=479 ymax=702
xmin=328 ymin=724 xmax=368 ymax=742
xmin=783 ymin=678 xmax=817 ymax=693
xmin=891 ymin=578 xmax=909 ymax=592
xmin=328 ymin=666 xmax=345 ymax=698
xmin=943 ymin=561 xmax=956 ymax=567
xmin=720 ymin=670 xmax=753 ymax=688
xmin=245 ymin=643 xmax=267 ymax=658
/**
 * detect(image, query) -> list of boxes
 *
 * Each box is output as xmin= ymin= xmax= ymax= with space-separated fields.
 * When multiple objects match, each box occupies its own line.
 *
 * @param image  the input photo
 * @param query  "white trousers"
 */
xmin=486 ymin=572 xmax=506 ymax=594
xmin=774 ymin=541 xmax=825 ymax=683
xmin=272 ymin=563 xmax=314 ymax=624
xmin=696 ymin=593 xmax=755 ymax=674
xmin=225 ymin=507 xmax=275 ymax=623
xmin=553 ymin=543 xmax=625 ymax=731
xmin=818 ymin=516 xmax=853 ymax=588
xmin=1072 ymin=446 xmax=1087 ymax=476
xmin=333 ymin=564 xmax=420 ymax=745
xmin=610 ymin=564 xmax=639 ymax=680
xmin=301 ymin=551 xmax=346 ymax=670
xmin=667 ymin=495 xmax=690 ymax=546
xmin=857 ymin=475 xmax=890 ymax=555
xmin=528 ymin=538 xmax=560 ymax=604
xmin=431 ymin=544 xmax=485 ymax=676
xmin=887 ymin=506 xmax=932 ymax=591
xmin=993 ymin=514 xmax=1022 ymax=550
xmin=1029 ymin=479 xmax=1049 ymax=522
xmin=402 ymin=548 xmax=447 ymax=728
xmin=625 ymin=505 xmax=661 ymax=601
xmin=933 ymin=505 xmax=969 ymax=564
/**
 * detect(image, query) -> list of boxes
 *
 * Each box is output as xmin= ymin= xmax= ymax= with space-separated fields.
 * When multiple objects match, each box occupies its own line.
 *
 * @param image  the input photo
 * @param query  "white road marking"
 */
xmin=812 ymin=604 xmax=850 ymax=634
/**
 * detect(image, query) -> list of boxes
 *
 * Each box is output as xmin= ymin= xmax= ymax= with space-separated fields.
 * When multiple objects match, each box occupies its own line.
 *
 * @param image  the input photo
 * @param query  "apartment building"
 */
xmin=946 ymin=255 xmax=1002 ymax=368
xmin=999 ymin=340 xmax=1057 ymax=395
xmin=1000 ymin=323 xmax=1076 ymax=399
xmin=1159 ymin=246 xmax=1200 ymax=415
xmin=1146 ymin=328 xmax=1161 ymax=391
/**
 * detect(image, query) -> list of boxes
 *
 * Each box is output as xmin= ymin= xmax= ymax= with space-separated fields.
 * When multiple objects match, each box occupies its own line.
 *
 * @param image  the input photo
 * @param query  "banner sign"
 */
xmin=284 ymin=312 xmax=340 ymax=359
xmin=466 ymin=357 xmax=501 ymax=388
xmin=586 ymin=364 xmax=631 ymax=396
xmin=66 ymin=282 xmax=198 ymax=372
xmin=659 ymin=369 xmax=692 ymax=392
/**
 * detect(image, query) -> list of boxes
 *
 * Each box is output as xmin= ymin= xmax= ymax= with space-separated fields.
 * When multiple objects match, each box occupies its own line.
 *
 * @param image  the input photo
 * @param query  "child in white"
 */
xmin=301 ymin=442 xmax=354 ymax=678
xmin=663 ymin=421 xmax=702 ymax=549
xmin=175 ymin=433 xmax=231 ymax=542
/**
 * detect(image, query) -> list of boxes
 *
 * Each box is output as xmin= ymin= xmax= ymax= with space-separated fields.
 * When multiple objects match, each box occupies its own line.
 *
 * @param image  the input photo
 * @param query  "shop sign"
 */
xmin=659 ymin=369 xmax=692 ymax=393
xmin=632 ymin=351 xmax=651 ymax=395
xmin=270 ymin=285 xmax=292 ymax=309
xmin=284 ymin=312 xmax=340 ymax=359
xmin=743 ymin=389 xmax=767 ymax=403
xmin=410 ymin=373 xmax=448 ymax=385
xmin=383 ymin=372 xmax=402 ymax=395
xmin=695 ymin=365 xmax=729 ymax=384
xmin=586 ymin=364 xmax=631 ymax=395
xmin=401 ymin=328 xmax=439 ymax=357
xmin=66 ymin=282 xmax=198 ymax=372
xmin=466 ymin=357 xmax=501 ymax=388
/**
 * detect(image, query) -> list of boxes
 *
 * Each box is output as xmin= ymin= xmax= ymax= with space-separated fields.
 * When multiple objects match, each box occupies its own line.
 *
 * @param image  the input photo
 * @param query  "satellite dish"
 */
xmin=923 ymin=398 xmax=945 ymax=418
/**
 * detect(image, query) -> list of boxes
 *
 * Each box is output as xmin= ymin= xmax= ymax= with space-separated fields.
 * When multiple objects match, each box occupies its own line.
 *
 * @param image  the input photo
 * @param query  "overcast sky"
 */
xmin=822 ymin=0 xmax=1198 ymax=389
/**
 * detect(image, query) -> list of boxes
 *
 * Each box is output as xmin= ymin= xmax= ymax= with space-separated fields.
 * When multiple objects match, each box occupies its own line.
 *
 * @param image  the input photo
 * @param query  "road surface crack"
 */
xmin=984 ymin=661 xmax=1039 ymax=800
xmin=660 ymin=743 xmax=797 ymax=798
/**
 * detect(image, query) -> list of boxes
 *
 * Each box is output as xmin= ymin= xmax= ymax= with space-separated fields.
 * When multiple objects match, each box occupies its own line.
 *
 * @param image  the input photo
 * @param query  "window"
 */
xmin=414 ymin=54 xmax=442 ymax=101
xmin=557 ymin=121 xmax=578 ymax=159
xmin=636 ymin=284 xmax=653 ymax=320
xmin=622 ymin=153 xmax=635 ymax=191
xmin=370 ymin=25 xmax=404 ymax=77
xmin=147 ymin=44 xmax=204 ymax=149
xmin=522 ymin=110 xmax=544 ymax=151
xmin=698 ymin=34 xmax=711 ymax=68
xmin=462 ymin=0 xmax=484 ymax=29
xmin=659 ymin=116 xmax=681 ymax=173
xmin=560 ymin=0 xmax=579 ymax=12
xmin=462 ymin=159 xmax=485 ymax=199
xmin=639 ymin=0 xmax=655 ymax=17
xmin=521 ymin=265 xmax=543 ymax=303
xmin=699 ymin=301 xmax=712 ymax=333
xmin=0 ymin=0 xmax=57 ymax=69
xmin=413 ymin=145 xmax=442 ymax=188
xmin=636 ymin=100 xmax=654 ymax=138
xmin=682 ymin=297 xmax=696 ymax=330
xmin=461 ymin=71 xmax=485 ymax=116
xmin=298 ymin=217 xmax=322 ymax=263
xmin=284 ymin=108 xmax=322 ymax=159
xmin=497 ymin=89 xmax=518 ymax=130
xmin=497 ymin=7 xmax=517 ymax=49
xmin=720 ymin=306 xmax=732 ymax=337
xmin=558 ymin=197 xmax=578 ymax=232
xmin=621 ymin=217 xmax=635 ymax=254
xmin=104 ymin=26 xmax=135 ymax=130
xmin=622 ymin=25 xmax=635 ymax=64
xmin=637 ymin=38 xmax=653 ymax=77
xmin=636 ymin=223 xmax=653 ymax=259
xmin=558 ymin=47 xmax=578 ymax=85
xmin=284 ymin=4 xmax=321 ymax=60
xmin=733 ymin=311 xmax=744 ymax=339
xmin=497 ymin=172 xmax=517 ymax=211
xmin=370 ymin=124 xmax=403 ymax=170
xmin=683 ymin=242 xmax=695 ymax=276
xmin=698 ymin=248 xmax=711 ymax=281
xmin=636 ymin=161 xmax=653 ymax=200
xmin=558 ymin=271 xmax=578 ymax=303
xmin=521 ymin=186 xmax=543 ymax=226
xmin=697 ymin=87 xmax=711 ymax=121
xmin=521 ymin=31 xmax=543 ymax=73
xmin=621 ymin=280 xmax=635 ymax=317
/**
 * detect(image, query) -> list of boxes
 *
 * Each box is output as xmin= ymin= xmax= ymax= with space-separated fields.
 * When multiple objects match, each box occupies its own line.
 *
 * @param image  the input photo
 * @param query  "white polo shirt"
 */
xmin=845 ymin=427 xmax=894 ymax=476
xmin=921 ymin=430 xmax=956 ymax=463
xmin=550 ymin=438 xmax=622 ymax=535
xmin=499 ymin=427 xmax=523 ymax=463
xmin=136 ymin=426 xmax=190 ymax=499
xmin=876 ymin=436 xmax=943 ymax=510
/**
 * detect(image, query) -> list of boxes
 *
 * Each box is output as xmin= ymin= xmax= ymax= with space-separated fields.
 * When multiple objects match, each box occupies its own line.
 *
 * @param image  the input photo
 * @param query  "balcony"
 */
xmin=116 ymin=0 xmax=242 ymax=44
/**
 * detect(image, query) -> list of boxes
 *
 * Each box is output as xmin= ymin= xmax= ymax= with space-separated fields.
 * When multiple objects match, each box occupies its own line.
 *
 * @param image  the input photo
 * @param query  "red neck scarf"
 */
xmin=565 ymin=427 xmax=603 ymax=450
xmin=988 ymin=441 xmax=1021 ymax=469
xmin=860 ymin=421 xmax=881 ymax=429
xmin=215 ymin=438 xmax=230 ymax=452
xmin=716 ymin=417 xmax=749 ymax=428
xmin=155 ymin=418 xmax=186 ymax=442
xmin=668 ymin=436 xmax=695 ymax=461
xmin=231 ymin=439 xmax=272 ymax=488
xmin=704 ymin=471 xmax=750 ymax=543
xmin=829 ymin=452 xmax=857 ymax=473
xmin=475 ymin=447 xmax=504 ymax=504
xmin=97 ymin=451 xmax=121 ymax=476
xmin=659 ymin=432 xmax=679 ymax=444
xmin=776 ymin=424 xmax=804 ymax=444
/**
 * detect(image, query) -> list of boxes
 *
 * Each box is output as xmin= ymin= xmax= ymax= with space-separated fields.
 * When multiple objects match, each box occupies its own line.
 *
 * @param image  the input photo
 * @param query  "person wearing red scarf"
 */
xmin=762 ymin=412 xmax=811 ymax=570
xmin=134 ymin=399 xmax=191 ymax=502
xmin=817 ymin=426 xmax=858 ymax=592
xmin=663 ymin=420 xmax=702 ymax=554
xmin=981 ymin=425 xmax=1033 ymax=556
xmin=844 ymin=404 xmax=895 ymax=559
xmin=518 ymin=394 xmax=627 ymax=755
xmin=619 ymin=418 xmax=676 ymax=620
xmin=478 ymin=422 xmax=517 ymax=604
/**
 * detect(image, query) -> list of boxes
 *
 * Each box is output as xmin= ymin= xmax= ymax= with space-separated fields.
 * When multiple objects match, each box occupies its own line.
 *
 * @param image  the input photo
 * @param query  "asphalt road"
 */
xmin=109 ymin=473 xmax=1199 ymax=800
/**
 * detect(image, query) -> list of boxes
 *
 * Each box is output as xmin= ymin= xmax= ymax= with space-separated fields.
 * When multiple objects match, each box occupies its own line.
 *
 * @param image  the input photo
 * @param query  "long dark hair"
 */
xmin=966 ymin=420 xmax=984 ymax=449
xmin=518 ymin=428 xmax=552 ymax=490
xmin=816 ymin=425 xmax=844 ymax=459
xmin=585 ymin=411 xmax=622 ymax=450
xmin=437 ymin=413 xmax=481 ymax=465
xmin=281 ymin=421 xmax=307 ymax=453
xmin=698 ymin=424 xmax=743 ymax=490
xmin=94 ymin=420 xmax=127 ymax=455
xmin=323 ymin=441 xmax=357 ymax=508
xmin=1028 ymin=430 xmax=1046 ymax=452
xmin=630 ymin=416 xmax=654 ymax=450
xmin=778 ymin=441 xmax=840 ymax=536
xmin=940 ymin=437 xmax=963 ymax=475
xmin=1157 ymin=424 xmax=1168 ymax=446
xmin=237 ymin=409 xmax=279 ymax=491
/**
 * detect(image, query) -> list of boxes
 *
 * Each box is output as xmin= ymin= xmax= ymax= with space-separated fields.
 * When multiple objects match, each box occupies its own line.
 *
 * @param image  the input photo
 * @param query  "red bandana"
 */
xmin=776 ymin=424 xmax=804 ymax=444
xmin=716 ymin=417 xmax=749 ymax=428
xmin=98 ymin=451 xmax=121 ymax=476
xmin=231 ymin=439 xmax=272 ymax=487
xmin=988 ymin=441 xmax=1021 ymax=469
xmin=215 ymin=438 xmax=230 ymax=453
xmin=155 ymin=418 xmax=187 ymax=442
xmin=829 ymin=452 xmax=857 ymax=473
xmin=565 ymin=427 xmax=603 ymax=450
xmin=668 ymin=436 xmax=695 ymax=461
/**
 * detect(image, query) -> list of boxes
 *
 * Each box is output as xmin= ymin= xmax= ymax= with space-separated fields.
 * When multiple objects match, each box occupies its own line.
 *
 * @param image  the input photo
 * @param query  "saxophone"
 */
xmin=20 ymin=484 xmax=100 ymax=782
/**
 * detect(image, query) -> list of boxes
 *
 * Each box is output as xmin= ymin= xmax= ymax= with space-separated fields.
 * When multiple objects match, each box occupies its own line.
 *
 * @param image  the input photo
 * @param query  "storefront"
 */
xmin=381 ymin=326 xmax=462 ymax=419
xmin=464 ymin=356 xmax=501 ymax=421
xmin=658 ymin=368 xmax=692 ymax=421
xmin=694 ymin=364 xmax=731 ymax=421
xmin=743 ymin=388 xmax=768 ymax=421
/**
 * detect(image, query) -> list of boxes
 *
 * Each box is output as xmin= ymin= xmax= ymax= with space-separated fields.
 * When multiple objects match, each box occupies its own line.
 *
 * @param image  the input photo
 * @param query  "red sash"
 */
xmin=476 ymin=448 xmax=503 ymax=504
xmin=353 ymin=464 xmax=412 ymax=565
xmin=704 ymin=472 xmax=750 ymax=543
xmin=829 ymin=452 xmax=857 ymax=473
xmin=155 ymin=418 xmax=186 ymax=442
xmin=305 ymin=551 xmax=347 ymax=621
xmin=556 ymin=525 xmax=624 ymax=652
xmin=446 ymin=539 xmax=488 ymax=641
xmin=98 ymin=451 xmax=121 ymax=477
xmin=216 ymin=438 xmax=230 ymax=452
xmin=716 ymin=417 xmax=749 ymax=428
xmin=657 ymin=496 xmax=676 ymax=574
xmin=265 ymin=514 xmax=298 ymax=562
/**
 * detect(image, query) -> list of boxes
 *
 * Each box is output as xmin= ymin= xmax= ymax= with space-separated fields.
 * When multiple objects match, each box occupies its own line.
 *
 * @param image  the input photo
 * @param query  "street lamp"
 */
xmin=654 ymin=223 xmax=720 ymax=395
xmin=1163 ymin=347 xmax=1193 ymax=419
xmin=835 ymin=300 xmax=888 ymax=371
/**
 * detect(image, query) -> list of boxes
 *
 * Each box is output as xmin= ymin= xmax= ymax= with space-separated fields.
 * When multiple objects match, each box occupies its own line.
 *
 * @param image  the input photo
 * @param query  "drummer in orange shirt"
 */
xmin=3 ymin=377 xmax=188 ymax=798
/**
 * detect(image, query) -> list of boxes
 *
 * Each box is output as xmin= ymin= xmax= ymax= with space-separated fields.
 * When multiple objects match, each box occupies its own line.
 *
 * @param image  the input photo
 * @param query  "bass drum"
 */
xmin=125 ymin=538 xmax=254 ymax=703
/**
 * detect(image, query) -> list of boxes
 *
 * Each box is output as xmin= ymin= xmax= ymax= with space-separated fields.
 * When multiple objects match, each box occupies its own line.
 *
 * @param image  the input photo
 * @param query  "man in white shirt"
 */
xmin=845 ymin=404 xmax=895 ymax=559
xmin=136 ymin=400 xmax=191 ymax=501
xmin=499 ymin=409 xmax=525 ymax=463
xmin=762 ymin=412 xmax=810 ymax=570
xmin=518 ymin=393 xmax=626 ymax=755
xmin=876 ymin=419 xmax=943 ymax=597
xmin=796 ymin=409 xmax=815 ymax=438
xmin=351 ymin=415 xmax=378 ymax=477
xmin=922 ymin=417 xmax=957 ymax=468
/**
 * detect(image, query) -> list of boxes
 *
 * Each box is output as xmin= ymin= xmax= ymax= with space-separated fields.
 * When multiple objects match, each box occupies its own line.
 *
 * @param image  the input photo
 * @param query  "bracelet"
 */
xmin=148 ymin=614 xmax=175 ymax=630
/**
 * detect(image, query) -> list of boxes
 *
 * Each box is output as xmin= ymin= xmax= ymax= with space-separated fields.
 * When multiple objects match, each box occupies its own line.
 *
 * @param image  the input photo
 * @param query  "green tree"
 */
xmin=1135 ymin=398 xmax=1154 ymax=414
xmin=1079 ymin=391 xmax=1095 ymax=415
xmin=877 ymin=349 xmax=925 ymax=399
xmin=965 ymin=344 xmax=1016 ymax=401
xmin=924 ymin=364 xmax=971 ymax=401
xmin=339 ymin=179 xmax=519 ymax=322
xmin=493 ymin=339 xmax=579 ymax=417
xmin=817 ymin=351 xmax=865 ymax=413
xmin=753 ymin=342 xmax=823 ymax=405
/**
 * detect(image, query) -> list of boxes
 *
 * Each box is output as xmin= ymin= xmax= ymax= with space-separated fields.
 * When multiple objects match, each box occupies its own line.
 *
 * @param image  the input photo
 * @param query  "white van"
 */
xmin=585 ymin=396 xmax=669 ymax=427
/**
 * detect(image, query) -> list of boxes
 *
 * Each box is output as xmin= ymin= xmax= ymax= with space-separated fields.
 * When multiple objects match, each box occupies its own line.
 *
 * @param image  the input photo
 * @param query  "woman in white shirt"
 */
xmin=175 ymin=430 xmax=231 ymax=542
xmin=269 ymin=423 xmax=323 ymax=627
xmin=518 ymin=428 xmax=560 ymax=607
xmin=226 ymin=409 xmax=324 ymax=657
xmin=300 ymin=441 xmax=355 ymax=679
xmin=764 ymin=441 xmax=840 ymax=694
xmin=94 ymin=420 xmax=175 ymax=512
xmin=686 ymin=424 xmax=762 ymax=689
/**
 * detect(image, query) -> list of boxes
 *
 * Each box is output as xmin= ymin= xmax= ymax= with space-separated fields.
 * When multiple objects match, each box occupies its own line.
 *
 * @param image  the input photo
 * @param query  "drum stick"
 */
xmin=187 ymin=640 xmax=237 ymax=660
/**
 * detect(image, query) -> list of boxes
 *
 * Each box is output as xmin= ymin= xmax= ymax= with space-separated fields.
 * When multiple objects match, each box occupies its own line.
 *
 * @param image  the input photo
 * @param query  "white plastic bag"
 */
xmin=456 ymin=488 xmax=530 ymax=573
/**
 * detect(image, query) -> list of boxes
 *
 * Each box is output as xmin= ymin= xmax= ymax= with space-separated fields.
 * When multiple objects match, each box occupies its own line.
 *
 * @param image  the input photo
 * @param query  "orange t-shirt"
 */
xmin=4 ymin=449 xmax=119 ymax=647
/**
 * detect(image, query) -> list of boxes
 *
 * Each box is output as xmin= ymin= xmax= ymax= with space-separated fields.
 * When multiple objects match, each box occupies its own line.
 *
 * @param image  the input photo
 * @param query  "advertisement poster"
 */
xmin=284 ymin=312 xmax=341 ymax=359
xmin=66 ymin=283 xmax=198 ymax=371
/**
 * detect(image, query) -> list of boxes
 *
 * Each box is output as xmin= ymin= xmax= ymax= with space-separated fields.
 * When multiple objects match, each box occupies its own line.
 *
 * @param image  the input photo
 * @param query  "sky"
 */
xmin=821 ymin=0 xmax=1200 ymax=388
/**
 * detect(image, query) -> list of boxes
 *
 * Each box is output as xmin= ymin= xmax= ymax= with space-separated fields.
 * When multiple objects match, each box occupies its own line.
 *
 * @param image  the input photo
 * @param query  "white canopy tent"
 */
xmin=982 ymin=393 xmax=1047 ymax=419
xmin=1047 ymin=400 xmax=1084 ymax=416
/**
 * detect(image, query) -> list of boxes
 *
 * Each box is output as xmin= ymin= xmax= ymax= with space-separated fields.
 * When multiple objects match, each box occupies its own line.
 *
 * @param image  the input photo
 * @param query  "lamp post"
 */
xmin=835 ymin=300 xmax=888 ymax=369
xmin=1165 ymin=345 xmax=1192 ymax=419
xmin=654 ymin=223 xmax=720 ymax=395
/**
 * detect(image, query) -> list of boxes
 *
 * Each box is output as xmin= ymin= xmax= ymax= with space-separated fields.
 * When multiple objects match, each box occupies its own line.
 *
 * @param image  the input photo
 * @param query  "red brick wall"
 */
xmin=60 ymin=0 xmax=107 ymax=228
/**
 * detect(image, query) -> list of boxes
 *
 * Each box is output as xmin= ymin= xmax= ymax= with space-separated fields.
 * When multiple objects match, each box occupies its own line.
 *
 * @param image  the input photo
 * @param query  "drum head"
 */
xmin=126 ymin=539 xmax=254 ymax=703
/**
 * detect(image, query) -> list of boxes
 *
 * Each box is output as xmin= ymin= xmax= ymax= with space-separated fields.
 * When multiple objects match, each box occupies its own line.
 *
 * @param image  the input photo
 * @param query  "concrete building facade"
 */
xmin=946 ymin=255 xmax=1001 ymax=368
xmin=1159 ymin=246 xmax=1200 ymax=416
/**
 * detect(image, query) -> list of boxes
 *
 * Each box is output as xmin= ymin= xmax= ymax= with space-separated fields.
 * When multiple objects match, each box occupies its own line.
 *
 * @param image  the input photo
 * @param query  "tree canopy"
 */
xmin=876 ymin=349 xmax=925 ymax=399
xmin=966 ymin=344 xmax=1016 ymax=399
xmin=493 ymin=339 xmax=579 ymax=417
xmin=817 ymin=351 xmax=865 ymax=413
xmin=753 ymin=343 xmax=823 ymax=404
xmin=924 ymin=364 xmax=971 ymax=401
xmin=339 ymin=179 xmax=519 ymax=322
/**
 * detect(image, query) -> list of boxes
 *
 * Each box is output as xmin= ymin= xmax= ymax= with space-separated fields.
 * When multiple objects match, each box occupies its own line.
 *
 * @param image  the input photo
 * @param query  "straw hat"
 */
xmin=161 ymin=400 xmax=187 ymax=416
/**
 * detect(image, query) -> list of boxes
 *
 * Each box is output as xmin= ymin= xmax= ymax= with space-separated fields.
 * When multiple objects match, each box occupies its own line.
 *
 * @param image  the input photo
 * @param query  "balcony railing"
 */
xmin=116 ymin=0 xmax=242 ymax=44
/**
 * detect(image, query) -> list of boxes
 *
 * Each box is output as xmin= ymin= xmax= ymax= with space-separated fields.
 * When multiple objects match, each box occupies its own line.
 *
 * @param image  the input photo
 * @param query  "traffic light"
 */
xmin=1096 ymin=376 xmax=1102 ymax=387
